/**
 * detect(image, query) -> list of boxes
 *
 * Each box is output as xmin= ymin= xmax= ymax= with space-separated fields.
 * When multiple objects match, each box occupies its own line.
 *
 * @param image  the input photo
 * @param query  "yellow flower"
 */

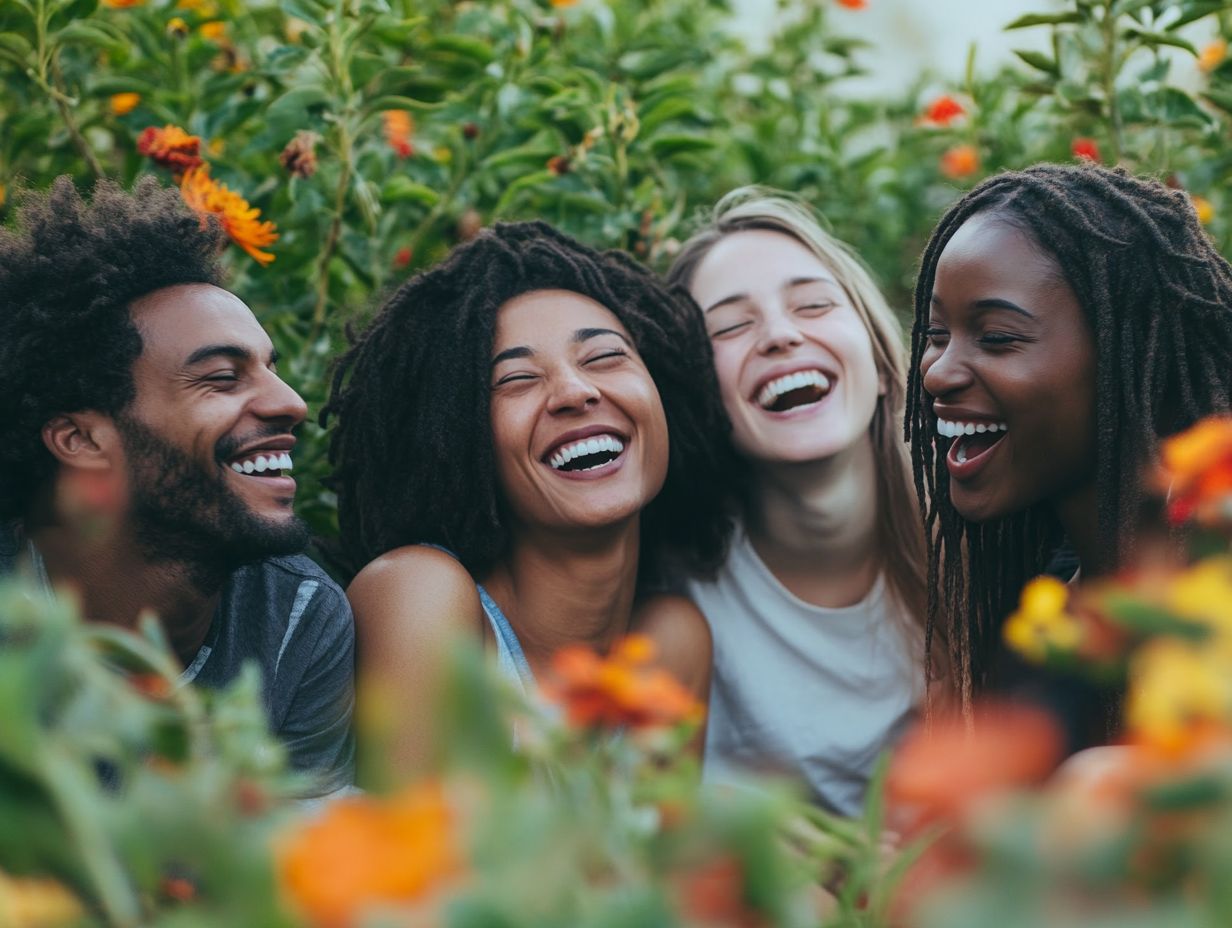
xmin=551 ymin=0 xmax=580 ymax=6
xmin=166 ymin=17 xmax=189 ymax=38
xmin=1192 ymin=194 xmax=1214 ymax=225
xmin=1167 ymin=557 xmax=1232 ymax=636
xmin=1199 ymin=39 xmax=1227 ymax=73
xmin=0 ymin=870 xmax=83 ymax=928
xmin=1126 ymin=638 xmax=1230 ymax=754
xmin=109 ymin=92 xmax=141 ymax=116
xmin=207 ymin=137 xmax=226 ymax=158
xmin=200 ymin=21 xmax=227 ymax=42
xmin=176 ymin=0 xmax=218 ymax=12
xmin=0 ymin=183 xmax=6 ymax=209
xmin=1003 ymin=576 xmax=1083 ymax=662
xmin=179 ymin=166 xmax=278 ymax=266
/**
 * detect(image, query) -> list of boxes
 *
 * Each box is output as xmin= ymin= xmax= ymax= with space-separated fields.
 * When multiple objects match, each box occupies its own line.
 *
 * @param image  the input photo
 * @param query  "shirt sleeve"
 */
xmin=275 ymin=578 xmax=356 ymax=796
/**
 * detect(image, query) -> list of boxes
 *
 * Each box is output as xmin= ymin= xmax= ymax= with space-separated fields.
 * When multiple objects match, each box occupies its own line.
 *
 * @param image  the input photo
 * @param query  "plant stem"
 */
xmin=1101 ymin=0 xmax=1124 ymax=163
xmin=52 ymin=57 xmax=104 ymax=179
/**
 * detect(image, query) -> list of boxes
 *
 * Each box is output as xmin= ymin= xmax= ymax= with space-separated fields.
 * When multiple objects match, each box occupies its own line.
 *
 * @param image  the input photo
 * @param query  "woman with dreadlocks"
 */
xmin=323 ymin=221 xmax=736 ymax=774
xmin=665 ymin=189 xmax=932 ymax=815
xmin=908 ymin=163 xmax=1232 ymax=738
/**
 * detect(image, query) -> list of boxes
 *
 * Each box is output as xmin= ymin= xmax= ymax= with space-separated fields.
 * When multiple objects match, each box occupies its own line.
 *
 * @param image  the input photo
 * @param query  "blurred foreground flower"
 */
xmin=0 ymin=871 xmax=83 ymax=928
xmin=1192 ymin=194 xmax=1214 ymax=225
xmin=939 ymin=143 xmax=979 ymax=179
xmin=278 ymin=782 xmax=461 ymax=928
xmin=835 ymin=0 xmax=867 ymax=8
xmin=1003 ymin=575 xmax=1083 ymax=662
xmin=1071 ymin=137 xmax=1100 ymax=162
xmin=921 ymin=94 xmax=965 ymax=126
xmin=180 ymin=165 xmax=278 ymax=265
xmin=382 ymin=110 xmax=414 ymax=158
xmin=137 ymin=124 xmax=204 ymax=175
xmin=109 ymin=93 xmax=141 ymax=116
xmin=1158 ymin=415 xmax=1232 ymax=524
xmin=546 ymin=634 xmax=704 ymax=730
xmin=1199 ymin=39 xmax=1227 ymax=73
xmin=1126 ymin=637 xmax=1231 ymax=755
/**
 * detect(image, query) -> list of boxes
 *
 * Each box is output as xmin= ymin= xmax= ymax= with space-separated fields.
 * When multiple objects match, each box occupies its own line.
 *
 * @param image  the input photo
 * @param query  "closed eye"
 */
xmin=493 ymin=372 xmax=537 ymax=387
xmin=979 ymin=332 xmax=1023 ymax=346
xmin=924 ymin=326 xmax=949 ymax=346
xmin=584 ymin=349 xmax=628 ymax=365
xmin=795 ymin=301 xmax=834 ymax=314
xmin=709 ymin=321 xmax=751 ymax=338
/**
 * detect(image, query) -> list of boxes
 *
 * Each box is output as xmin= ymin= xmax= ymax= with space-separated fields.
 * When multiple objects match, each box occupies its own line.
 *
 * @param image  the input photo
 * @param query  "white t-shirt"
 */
xmin=687 ymin=527 xmax=922 ymax=815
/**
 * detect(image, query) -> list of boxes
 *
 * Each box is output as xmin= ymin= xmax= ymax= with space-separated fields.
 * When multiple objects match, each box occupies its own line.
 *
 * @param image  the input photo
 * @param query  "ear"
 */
xmin=41 ymin=412 xmax=122 ymax=471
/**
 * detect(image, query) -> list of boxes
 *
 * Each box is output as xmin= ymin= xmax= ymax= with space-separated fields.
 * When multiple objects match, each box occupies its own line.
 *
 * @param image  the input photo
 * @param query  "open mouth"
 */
xmin=546 ymin=434 xmax=626 ymax=473
xmin=226 ymin=451 xmax=294 ymax=478
xmin=937 ymin=418 xmax=1008 ymax=468
xmin=756 ymin=370 xmax=832 ymax=413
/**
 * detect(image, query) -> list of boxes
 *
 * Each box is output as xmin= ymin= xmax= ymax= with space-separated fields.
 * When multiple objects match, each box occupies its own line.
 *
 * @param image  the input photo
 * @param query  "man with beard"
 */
xmin=0 ymin=177 xmax=354 ymax=796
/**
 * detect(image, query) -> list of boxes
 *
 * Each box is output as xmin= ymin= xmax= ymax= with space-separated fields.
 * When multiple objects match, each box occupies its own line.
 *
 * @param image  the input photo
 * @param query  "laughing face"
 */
xmin=688 ymin=229 xmax=883 ymax=465
xmin=920 ymin=212 xmax=1097 ymax=523
xmin=121 ymin=284 xmax=309 ymax=569
xmin=488 ymin=289 xmax=669 ymax=533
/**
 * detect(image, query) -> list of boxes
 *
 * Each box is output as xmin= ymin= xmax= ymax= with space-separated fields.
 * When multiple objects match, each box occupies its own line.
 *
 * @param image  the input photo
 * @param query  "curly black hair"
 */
xmin=0 ymin=176 xmax=224 ymax=521
xmin=322 ymin=220 xmax=740 ymax=585
xmin=905 ymin=163 xmax=1232 ymax=712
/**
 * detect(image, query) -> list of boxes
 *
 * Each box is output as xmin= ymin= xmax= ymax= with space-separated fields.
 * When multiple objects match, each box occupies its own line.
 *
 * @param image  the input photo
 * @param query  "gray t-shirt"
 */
xmin=0 ymin=524 xmax=355 ymax=795
xmin=687 ymin=526 xmax=921 ymax=816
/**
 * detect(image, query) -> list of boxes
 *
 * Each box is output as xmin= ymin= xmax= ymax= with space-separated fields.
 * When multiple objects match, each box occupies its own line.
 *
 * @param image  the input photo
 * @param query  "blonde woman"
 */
xmin=666 ymin=189 xmax=933 ymax=813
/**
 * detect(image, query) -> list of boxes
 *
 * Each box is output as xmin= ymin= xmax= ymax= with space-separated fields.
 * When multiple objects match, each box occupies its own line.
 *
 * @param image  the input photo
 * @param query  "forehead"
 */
xmin=935 ymin=214 xmax=1063 ymax=293
xmin=690 ymin=229 xmax=837 ymax=301
xmin=493 ymin=288 xmax=630 ymax=346
xmin=129 ymin=283 xmax=271 ymax=369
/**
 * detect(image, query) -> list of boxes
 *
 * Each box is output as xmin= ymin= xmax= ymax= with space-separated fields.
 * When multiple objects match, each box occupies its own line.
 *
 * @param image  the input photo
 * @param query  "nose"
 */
xmin=920 ymin=342 xmax=973 ymax=399
xmin=254 ymin=368 xmax=309 ymax=427
xmin=547 ymin=367 xmax=601 ymax=415
xmin=755 ymin=307 xmax=804 ymax=355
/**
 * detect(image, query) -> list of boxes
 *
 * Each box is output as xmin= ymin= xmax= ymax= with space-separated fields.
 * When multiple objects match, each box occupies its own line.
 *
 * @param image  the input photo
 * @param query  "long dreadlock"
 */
xmin=905 ymin=163 xmax=1232 ymax=714
xmin=322 ymin=220 xmax=739 ymax=584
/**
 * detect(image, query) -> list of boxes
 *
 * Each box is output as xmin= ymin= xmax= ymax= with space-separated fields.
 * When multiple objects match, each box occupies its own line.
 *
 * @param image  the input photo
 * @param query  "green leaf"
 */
xmin=639 ymin=97 xmax=699 ymax=135
xmin=362 ymin=94 xmax=442 ymax=115
xmin=1201 ymin=88 xmax=1232 ymax=116
xmin=1004 ymin=12 xmax=1083 ymax=29
xmin=648 ymin=133 xmax=716 ymax=157
xmin=1013 ymin=49 xmax=1059 ymax=74
xmin=1126 ymin=28 xmax=1198 ymax=55
xmin=1144 ymin=774 xmax=1227 ymax=810
xmin=493 ymin=169 xmax=555 ymax=217
xmin=1169 ymin=2 xmax=1226 ymax=29
xmin=88 ymin=75 xmax=159 ymax=96
xmin=0 ymin=32 xmax=33 ymax=65
xmin=1102 ymin=595 xmax=1210 ymax=638
xmin=1159 ymin=86 xmax=1213 ymax=126
xmin=1114 ymin=0 xmax=1157 ymax=14
xmin=481 ymin=142 xmax=557 ymax=171
xmin=428 ymin=34 xmax=495 ymax=65
xmin=53 ymin=20 xmax=122 ymax=52
xmin=380 ymin=175 xmax=439 ymax=207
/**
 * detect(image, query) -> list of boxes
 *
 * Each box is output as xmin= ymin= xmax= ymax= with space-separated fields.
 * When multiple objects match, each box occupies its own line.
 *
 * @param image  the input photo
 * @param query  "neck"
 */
xmin=26 ymin=517 xmax=223 ymax=667
xmin=745 ymin=436 xmax=881 ymax=606
xmin=1051 ymin=479 xmax=1103 ymax=577
xmin=480 ymin=520 xmax=640 ymax=674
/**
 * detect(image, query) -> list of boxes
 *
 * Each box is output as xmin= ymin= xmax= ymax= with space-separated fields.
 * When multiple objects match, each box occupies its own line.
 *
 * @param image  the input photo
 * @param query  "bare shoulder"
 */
xmin=633 ymin=593 xmax=712 ymax=697
xmin=347 ymin=545 xmax=485 ymax=648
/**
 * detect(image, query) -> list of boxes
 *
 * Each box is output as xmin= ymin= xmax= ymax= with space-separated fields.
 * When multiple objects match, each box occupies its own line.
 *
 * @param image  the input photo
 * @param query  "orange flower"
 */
xmin=1191 ymin=193 xmax=1215 ymax=226
xmin=671 ymin=855 xmax=766 ymax=927
xmin=382 ymin=110 xmax=414 ymax=158
xmin=887 ymin=702 xmax=1063 ymax=830
xmin=101 ymin=0 xmax=144 ymax=7
xmin=137 ymin=124 xmax=204 ymax=174
xmin=277 ymin=782 xmax=461 ymax=928
xmin=1199 ymin=39 xmax=1227 ymax=73
xmin=921 ymin=94 xmax=965 ymax=126
xmin=109 ymin=92 xmax=141 ymax=116
xmin=179 ymin=166 xmax=278 ymax=266
xmin=1071 ymin=137 xmax=1100 ymax=163
xmin=550 ymin=0 xmax=580 ymax=7
xmin=1158 ymin=415 xmax=1232 ymax=524
xmin=546 ymin=634 xmax=705 ymax=731
xmin=835 ymin=0 xmax=867 ymax=7
xmin=129 ymin=672 xmax=173 ymax=701
xmin=200 ymin=21 xmax=227 ymax=42
xmin=939 ymin=143 xmax=979 ymax=179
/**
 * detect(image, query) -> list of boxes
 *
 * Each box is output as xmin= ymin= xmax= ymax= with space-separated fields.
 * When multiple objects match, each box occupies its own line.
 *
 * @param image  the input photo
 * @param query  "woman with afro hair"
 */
xmin=323 ymin=220 xmax=739 ymax=773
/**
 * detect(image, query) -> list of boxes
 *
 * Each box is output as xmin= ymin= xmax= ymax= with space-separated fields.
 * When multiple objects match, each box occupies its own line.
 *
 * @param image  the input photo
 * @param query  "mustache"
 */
xmin=214 ymin=423 xmax=301 ymax=463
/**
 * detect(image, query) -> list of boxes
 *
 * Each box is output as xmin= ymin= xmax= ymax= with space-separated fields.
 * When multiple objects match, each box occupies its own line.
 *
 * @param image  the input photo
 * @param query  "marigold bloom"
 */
xmin=200 ymin=21 xmax=227 ymax=42
xmin=1071 ymin=137 xmax=1100 ymax=162
xmin=382 ymin=110 xmax=414 ymax=158
xmin=277 ymin=782 xmax=461 ymax=928
xmin=179 ymin=166 xmax=278 ymax=266
xmin=109 ymin=92 xmax=141 ymax=116
xmin=835 ymin=0 xmax=867 ymax=7
xmin=940 ymin=143 xmax=979 ymax=179
xmin=922 ymin=94 xmax=965 ymax=126
xmin=1126 ymin=638 xmax=1231 ymax=755
xmin=166 ymin=16 xmax=189 ymax=38
xmin=137 ymin=124 xmax=204 ymax=174
xmin=550 ymin=0 xmax=580 ymax=7
xmin=1199 ymin=39 xmax=1227 ymax=73
xmin=546 ymin=634 xmax=705 ymax=730
xmin=101 ymin=0 xmax=144 ymax=7
xmin=1003 ymin=576 xmax=1083 ymax=662
xmin=1191 ymin=193 xmax=1215 ymax=226
xmin=1166 ymin=557 xmax=1232 ymax=636
xmin=1159 ymin=415 xmax=1232 ymax=523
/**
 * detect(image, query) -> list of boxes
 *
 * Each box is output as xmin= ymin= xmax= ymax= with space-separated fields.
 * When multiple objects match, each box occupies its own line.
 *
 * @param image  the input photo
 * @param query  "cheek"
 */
xmin=709 ymin=344 xmax=749 ymax=415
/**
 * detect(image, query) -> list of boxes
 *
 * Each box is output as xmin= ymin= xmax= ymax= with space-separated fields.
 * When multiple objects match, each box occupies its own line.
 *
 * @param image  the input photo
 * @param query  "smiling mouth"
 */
xmin=226 ymin=451 xmax=294 ymax=478
xmin=756 ymin=370 xmax=832 ymax=412
xmin=547 ymin=434 xmax=626 ymax=472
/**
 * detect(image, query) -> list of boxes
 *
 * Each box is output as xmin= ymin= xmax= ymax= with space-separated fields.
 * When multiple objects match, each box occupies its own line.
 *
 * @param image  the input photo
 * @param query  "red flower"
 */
xmin=1072 ymin=137 xmax=1101 ymax=163
xmin=137 ymin=124 xmax=204 ymax=175
xmin=382 ymin=110 xmax=414 ymax=159
xmin=835 ymin=0 xmax=867 ymax=7
xmin=393 ymin=246 xmax=413 ymax=269
xmin=922 ymin=94 xmax=965 ymax=126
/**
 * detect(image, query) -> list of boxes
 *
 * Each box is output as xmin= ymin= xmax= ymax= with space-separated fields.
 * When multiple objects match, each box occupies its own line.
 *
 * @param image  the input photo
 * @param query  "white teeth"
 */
xmin=230 ymin=451 xmax=293 ymax=475
xmin=231 ymin=462 xmax=244 ymax=473
xmin=254 ymin=456 xmax=268 ymax=473
xmin=756 ymin=369 xmax=831 ymax=409
xmin=548 ymin=434 xmax=625 ymax=470
xmin=242 ymin=460 xmax=255 ymax=474
xmin=957 ymin=445 xmax=968 ymax=464
xmin=936 ymin=418 xmax=1007 ymax=438
xmin=280 ymin=453 xmax=293 ymax=471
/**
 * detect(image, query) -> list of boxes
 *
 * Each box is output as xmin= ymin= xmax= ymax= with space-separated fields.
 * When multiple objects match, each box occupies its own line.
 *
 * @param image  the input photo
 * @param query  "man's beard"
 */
xmin=116 ymin=415 xmax=309 ymax=586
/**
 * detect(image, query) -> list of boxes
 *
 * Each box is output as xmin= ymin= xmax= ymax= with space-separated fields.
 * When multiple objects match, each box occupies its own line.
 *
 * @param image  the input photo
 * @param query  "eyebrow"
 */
xmin=931 ymin=295 xmax=1036 ymax=319
xmin=490 ymin=328 xmax=631 ymax=367
xmin=703 ymin=276 xmax=834 ymax=313
xmin=183 ymin=344 xmax=278 ymax=367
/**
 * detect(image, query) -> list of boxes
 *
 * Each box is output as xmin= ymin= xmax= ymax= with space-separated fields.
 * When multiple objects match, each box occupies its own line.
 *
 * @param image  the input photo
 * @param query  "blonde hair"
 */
xmin=667 ymin=187 xmax=931 ymax=672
